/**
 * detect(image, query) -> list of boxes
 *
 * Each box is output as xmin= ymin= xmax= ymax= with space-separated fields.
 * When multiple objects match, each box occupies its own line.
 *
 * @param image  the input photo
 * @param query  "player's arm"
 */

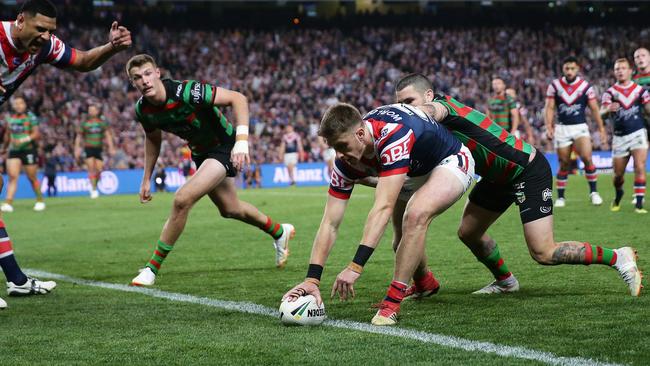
xmin=544 ymin=97 xmax=555 ymax=140
xmin=140 ymin=129 xmax=162 ymax=203
xmin=600 ymin=92 xmax=619 ymax=117
xmin=282 ymin=195 xmax=350 ymax=305
xmin=68 ymin=22 xmax=132 ymax=72
xmin=521 ymin=113 xmax=535 ymax=145
xmin=419 ymin=101 xmax=450 ymax=121
xmin=331 ymin=173 xmax=406 ymax=301
xmin=587 ymin=98 xmax=607 ymax=146
xmin=297 ymin=136 xmax=304 ymax=162
xmin=212 ymin=87 xmax=250 ymax=170
xmin=74 ymin=127 xmax=83 ymax=161
xmin=104 ymin=128 xmax=116 ymax=156
xmin=279 ymin=139 xmax=286 ymax=157
xmin=509 ymin=99 xmax=520 ymax=135
xmin=1 ymin=123 xmax=9 ymax=154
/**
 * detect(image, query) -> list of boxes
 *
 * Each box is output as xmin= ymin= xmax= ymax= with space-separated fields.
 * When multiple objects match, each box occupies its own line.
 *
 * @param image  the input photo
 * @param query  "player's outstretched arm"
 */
xmin=140 ymin=129 xmax=162 ymax=203
xmin=283 ymin=195 xmax=349 ymax=306
xmin=70 ymin=22 xmax=132 ymax=72
xmin=331 ymin=173 xmax=405 ymax=301
xmin=213 ymin=87 xmax=250 ymax=170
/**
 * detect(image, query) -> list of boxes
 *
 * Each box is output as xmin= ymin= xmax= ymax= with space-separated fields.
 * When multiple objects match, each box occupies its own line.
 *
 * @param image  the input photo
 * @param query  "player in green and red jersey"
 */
xmin=74 ymin=102 xmax=115 ymax=199
xmin=1 ymin=96 xmax=45 ymax=212
xmin=633 ymin=48 xmax=650 ymax=90
xmin=393 ymin=73 xmax=641 ymax=301
xmin=486 ymin=78 xmax=519 ymax=135
xmin=126 ymin=54 xmax=295 ymax=286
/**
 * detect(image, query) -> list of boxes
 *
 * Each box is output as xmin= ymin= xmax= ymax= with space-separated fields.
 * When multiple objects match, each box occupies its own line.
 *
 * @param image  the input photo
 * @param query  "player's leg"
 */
xmin=131 ymin=159 xmax=226 ymax=286
xmin=458 ymin=182 xmax=518 ymax=294
xmin=94 ymin=157 xmax=105 ymax=198
xmin=285 ymin=153 xmax=297 ymax=185
xmin=207 ymin=176 xmax=295 ymax=268
xmin=631 ymin=147 xmax=647 ymax=213
xmin=392 ymin=199 xmax=439 ymax=299
xmin=0 ymin=174 xmax=56 ymax=296
xmin=520 ymin=153 xmax=642 ymax=296
xmin=2 ymin=158 xmax=21 ymax=212
xmin=24 ymin=163 xmax=45 ymax=211
xmin=373 ymin=152 xmax=472 ymax=325
xmin=574 ymin=134 xmax=602 ymax=205
xmin=554 ymin=143 xmax=572 ymax=207
xmin=610 ymin=154 xmax=629 ymax=211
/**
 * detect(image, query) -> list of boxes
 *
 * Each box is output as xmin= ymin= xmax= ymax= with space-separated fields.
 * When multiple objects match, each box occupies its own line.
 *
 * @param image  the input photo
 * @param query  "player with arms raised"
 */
xmin=74 ymin=102 xmax=115 ymax=199
xmin=126 ymin=54 xmax=295 ymax=286
xmin=544 ymin=56 xmax=606 ymax=208
xmin=601 ymin=58 xmax=650 ymax=214
xmin=0 ymin=0 xmax=131 ymax=307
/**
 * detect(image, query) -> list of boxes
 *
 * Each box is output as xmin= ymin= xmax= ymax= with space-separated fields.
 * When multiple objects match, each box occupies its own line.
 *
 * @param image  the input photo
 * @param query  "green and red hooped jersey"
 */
xmin=80 ymin=116 xmax=109 ymax=148
xmin=633 ymin=72 xmax=650 ymax=91
xmin=134 ymin=79 xmax=235 ymax=154
xmin=435 ymin=95 xmax=533 ymax=184
xmin=487 ymin=94 xmax=517 ymax=130
xmin=6 ymin=112 xmax=39 ymax=152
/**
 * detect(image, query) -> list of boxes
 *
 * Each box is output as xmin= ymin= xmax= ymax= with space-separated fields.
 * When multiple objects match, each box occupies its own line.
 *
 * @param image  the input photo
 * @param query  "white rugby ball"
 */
xmin=279 ymin=295 xmax=326 ymax=326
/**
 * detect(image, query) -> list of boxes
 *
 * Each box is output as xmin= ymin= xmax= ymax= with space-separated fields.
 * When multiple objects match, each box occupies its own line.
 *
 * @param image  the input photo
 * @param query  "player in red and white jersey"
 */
xmin=600 ymin=58 xmax=650 ymax=214
xmin=0 ymin=0 xmax=131 ymax=308
xmin=544 ymin=56 xmax=607 ymax=208
xmin=280 ymin=125 xmax=303 ymax=186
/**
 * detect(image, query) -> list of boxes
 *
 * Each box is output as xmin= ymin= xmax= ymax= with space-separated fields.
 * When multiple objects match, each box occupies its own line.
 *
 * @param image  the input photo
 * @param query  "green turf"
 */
xmin=0 ymin=174 xmax=648 ymax=365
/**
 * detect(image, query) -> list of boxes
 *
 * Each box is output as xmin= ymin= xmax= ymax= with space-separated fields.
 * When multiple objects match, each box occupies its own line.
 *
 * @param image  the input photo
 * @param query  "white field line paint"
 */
xmin=26 ymin=269 xmax=623 ymax=366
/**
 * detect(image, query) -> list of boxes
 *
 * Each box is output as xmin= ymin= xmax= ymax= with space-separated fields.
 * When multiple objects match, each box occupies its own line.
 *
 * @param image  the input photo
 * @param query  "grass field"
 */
xmin=0 ymin=174 xmax=648 ymax=365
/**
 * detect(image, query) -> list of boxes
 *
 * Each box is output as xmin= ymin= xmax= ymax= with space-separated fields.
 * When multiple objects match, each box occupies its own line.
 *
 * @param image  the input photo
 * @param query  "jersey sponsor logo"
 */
xmin=191 ymin=82 xmax=202 ymax=104
xmin=540 ymin=206 xmax=552 ymax=214
xmin=97 ymin=171 xmax=119 ymax=194
xmin=176 ymin=84 xmax=183 ymax=97
xmin=542 ymin=188 xmax=552 ymax=202
xmin=371 ymin=108 xmax=403 ymax=122
xmin=617 ymin=105 xmax=641 ymax=121
xmin=515 ymin=191 xmax=526 ymax=204
xmin=380 ymin=132 xmax=412 ymax=166
xmin=558 ymin=103 xmax=582 ymax=116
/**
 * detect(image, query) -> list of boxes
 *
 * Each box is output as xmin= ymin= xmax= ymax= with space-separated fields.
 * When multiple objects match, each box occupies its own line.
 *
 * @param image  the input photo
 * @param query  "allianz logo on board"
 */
xmin=40 ymin=171 xmax=121 ymax=194
xmin=273 ymin=166 xmax=330 ymax=183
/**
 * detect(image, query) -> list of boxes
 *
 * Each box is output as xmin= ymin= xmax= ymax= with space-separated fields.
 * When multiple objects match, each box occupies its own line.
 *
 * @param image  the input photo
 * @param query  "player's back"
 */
xmin=363 ymin=103 xmax=461 ymax=177
xmin=434 ymin=95 xmax=533 ymax=184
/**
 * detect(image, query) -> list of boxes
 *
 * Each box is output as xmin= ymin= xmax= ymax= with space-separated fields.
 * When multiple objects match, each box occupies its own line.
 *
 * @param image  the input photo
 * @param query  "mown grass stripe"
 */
xmin=26 ymin=269 xmax=623 ymax=366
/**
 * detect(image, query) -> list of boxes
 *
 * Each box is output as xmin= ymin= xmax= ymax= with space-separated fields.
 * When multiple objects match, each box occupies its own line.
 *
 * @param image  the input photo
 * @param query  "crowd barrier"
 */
xmin=1 ymin=152 xmax=648 ymax=199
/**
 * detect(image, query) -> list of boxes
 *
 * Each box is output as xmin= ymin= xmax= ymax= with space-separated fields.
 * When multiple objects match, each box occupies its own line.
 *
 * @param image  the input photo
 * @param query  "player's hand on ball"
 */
xmin=139 ymin=181 xmax=152 ymax=203
xmin=108 ymin=21 xmax=132 ymax=51
xmin=283 ymin=281 xmax=323 ymax=306
xmin=331 ymin=267 xmax=361 ymax=301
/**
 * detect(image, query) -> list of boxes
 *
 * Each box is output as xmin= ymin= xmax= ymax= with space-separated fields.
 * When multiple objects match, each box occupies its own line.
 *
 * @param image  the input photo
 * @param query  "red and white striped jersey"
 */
xmin=0 ymin=20 xmax=77 ymax=105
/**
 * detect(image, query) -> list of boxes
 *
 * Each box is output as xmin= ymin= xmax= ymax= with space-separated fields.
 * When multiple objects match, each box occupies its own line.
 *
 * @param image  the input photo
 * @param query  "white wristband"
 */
xmin=232 ymin=140 xmax=249 ymax=155
xmin=236 ymin=125 xmax=249 ymax=136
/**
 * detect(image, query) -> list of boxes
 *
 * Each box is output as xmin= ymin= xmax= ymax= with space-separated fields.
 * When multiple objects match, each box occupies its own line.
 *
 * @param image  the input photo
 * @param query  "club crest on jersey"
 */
xmin=12 ymin=58 xmax=21 ymax=66
xmin=515 ymin=191 xmax=526 ymax=204
xmin=380 ymin=127 xmax=389 ymax=138
xmin=542 ymin=188 xmax=552 ymax=202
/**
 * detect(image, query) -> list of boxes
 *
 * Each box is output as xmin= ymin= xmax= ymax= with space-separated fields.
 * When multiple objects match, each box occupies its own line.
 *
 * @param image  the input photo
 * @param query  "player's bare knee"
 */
xmin=403 ymin=207 xmax=432 ymax=231
xmin=172 ymin=193 xmax=194 ymax=213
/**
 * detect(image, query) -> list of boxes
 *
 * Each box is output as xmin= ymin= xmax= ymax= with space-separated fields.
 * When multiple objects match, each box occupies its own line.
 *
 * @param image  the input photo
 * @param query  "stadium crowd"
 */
xmin=1 ymin=25 xmax=648 ymax=172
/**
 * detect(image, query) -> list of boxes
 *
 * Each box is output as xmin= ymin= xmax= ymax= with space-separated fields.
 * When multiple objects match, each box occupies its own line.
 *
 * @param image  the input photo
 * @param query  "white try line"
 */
xmin=26 ymin=269 xmax=623 ymax=366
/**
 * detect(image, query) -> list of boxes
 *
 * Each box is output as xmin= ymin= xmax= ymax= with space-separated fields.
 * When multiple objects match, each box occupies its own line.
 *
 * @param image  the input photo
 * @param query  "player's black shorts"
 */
xmin=85 ymin=147 xmax=103 ymax=160
xmin=468 ymin=152 xmax=553 ymax=224
xmin=192 ymin=144 xmax=236 ymax=178
xmin=8 ymin=149 xmax=37 ymax=165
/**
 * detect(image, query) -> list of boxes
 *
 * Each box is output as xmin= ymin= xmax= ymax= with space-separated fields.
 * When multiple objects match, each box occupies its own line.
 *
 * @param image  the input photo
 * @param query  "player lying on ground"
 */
xmin=0 ymin=0 xmax=132 ymax=307
xmin=126 ymin=54 xmax=295 ymax=286
xmin=283 ymin=102 xmax=475 ymax=325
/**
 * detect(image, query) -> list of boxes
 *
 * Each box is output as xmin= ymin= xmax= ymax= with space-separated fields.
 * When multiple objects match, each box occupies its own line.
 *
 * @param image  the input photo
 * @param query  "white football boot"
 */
xmin=554 ymin=198 xmax=566 ymax=208
xmin=273 ymin=224 xmax=295 ymax=268
xmin=614 ymin=247 xmax=643 ymax=297
xmin=33 ymin=201 xmax=46 ymax=211
xmin=0 ymin=296 xmax=6 ymax=309
xmin=589 ymin=192 xmax=603 ymax=206
xmin=7 ymin=277 xmax=57 ymax=296
xmin=130 ymin=267 xmax=156 ymax=286
xmin=1 ymin=203 xmax=14 ymax=213
xmin=473 ymin=275 xmax=520 ymax=294
xmin=90 ymin=190 xmax=99 ymax=199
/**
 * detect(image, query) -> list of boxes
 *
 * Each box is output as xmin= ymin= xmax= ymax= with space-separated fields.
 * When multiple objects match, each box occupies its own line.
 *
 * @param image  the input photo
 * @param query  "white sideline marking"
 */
xmin=26 ymin=269 xmax=623 ymax=366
